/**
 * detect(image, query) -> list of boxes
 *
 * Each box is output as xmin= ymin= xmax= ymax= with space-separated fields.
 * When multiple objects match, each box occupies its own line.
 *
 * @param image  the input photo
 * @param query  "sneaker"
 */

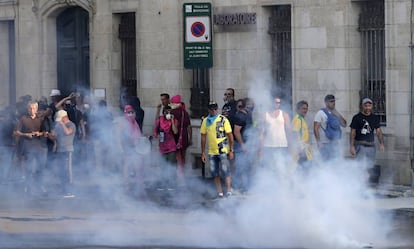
xmin=63 ymin=193 xmax=75 ymax=198
xmin=226 ymin=191 xmax=232 ymax=197
xmin=167 ymin=188 xmax=175 ymax=191
xmin=211 ymin=192 xmax=224 ymax=200
xmin=157 ymin=187 xmax=165 ymax=191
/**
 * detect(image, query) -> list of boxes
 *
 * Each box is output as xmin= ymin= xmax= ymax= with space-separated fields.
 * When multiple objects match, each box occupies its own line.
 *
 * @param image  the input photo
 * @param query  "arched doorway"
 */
xmin=57 ymin=7 xmax=89 ymax=96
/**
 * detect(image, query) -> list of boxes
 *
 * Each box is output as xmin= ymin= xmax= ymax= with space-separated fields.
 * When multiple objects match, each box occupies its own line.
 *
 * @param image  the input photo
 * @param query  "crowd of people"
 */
xmin=0 ymin=88 xmax=385 ymax=200
xmin=200 ymin=89 xmax=385 ymax=200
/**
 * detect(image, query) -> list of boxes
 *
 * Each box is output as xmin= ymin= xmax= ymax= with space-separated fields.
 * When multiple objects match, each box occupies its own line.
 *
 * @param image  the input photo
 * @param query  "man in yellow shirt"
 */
xmin=201 ymin=101 xmax=234 ymax=199
xmin=292 ymin=100 xmax=312 ymax=169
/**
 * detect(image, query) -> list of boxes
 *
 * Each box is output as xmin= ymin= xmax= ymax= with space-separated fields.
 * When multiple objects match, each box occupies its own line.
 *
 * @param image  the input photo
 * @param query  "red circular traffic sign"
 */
xmin=191 ymin=21 xmax=205 ymax=38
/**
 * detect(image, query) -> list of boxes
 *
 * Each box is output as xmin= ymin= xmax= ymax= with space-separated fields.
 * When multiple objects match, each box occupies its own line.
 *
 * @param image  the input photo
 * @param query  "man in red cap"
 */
xmin=170 ymin=95 xmax=192 ymax=186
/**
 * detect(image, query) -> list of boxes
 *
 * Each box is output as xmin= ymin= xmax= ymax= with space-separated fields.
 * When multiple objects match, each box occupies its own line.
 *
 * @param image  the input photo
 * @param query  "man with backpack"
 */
xmin=314 ymin=94 xmax=347 ymax=161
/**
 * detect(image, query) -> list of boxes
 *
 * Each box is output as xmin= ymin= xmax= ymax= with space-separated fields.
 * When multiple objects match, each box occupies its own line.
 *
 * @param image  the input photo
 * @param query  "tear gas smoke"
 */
xmin=0 ymin=82 xmax=404 ymax=249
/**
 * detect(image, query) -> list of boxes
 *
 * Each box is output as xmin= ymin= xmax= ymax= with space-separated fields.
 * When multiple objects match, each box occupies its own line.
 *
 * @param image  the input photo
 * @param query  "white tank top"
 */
xmin=263 ymin=110 xmax=288 ymax=148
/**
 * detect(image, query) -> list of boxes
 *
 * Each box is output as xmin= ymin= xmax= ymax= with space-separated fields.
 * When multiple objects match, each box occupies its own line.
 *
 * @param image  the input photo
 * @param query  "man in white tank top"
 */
xmin=261 ymin=97 xmax=292 ymax=170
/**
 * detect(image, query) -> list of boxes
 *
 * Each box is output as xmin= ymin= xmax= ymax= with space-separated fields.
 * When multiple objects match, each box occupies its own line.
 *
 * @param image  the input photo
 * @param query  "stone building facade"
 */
xmin=0 ymin=0 xmax=413 ymax=185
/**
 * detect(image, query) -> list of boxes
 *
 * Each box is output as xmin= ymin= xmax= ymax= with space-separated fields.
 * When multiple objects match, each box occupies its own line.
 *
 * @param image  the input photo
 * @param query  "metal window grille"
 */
xmin=119 ymin=13 xmax=137 ymax=97
xmin=8 ymin=20 xmax=15 ymax=107
xmin=190 ymin=68 xmax=210 ymax=118
xmin=358 ymin=0 xmax=386 ymax=125
xmin=268 ymin=5 xmax=292 ymax=104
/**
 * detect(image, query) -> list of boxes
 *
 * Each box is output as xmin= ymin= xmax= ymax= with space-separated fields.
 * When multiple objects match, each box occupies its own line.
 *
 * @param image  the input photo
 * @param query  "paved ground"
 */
xmin=0 ymin=169 xmax=413 ymax=249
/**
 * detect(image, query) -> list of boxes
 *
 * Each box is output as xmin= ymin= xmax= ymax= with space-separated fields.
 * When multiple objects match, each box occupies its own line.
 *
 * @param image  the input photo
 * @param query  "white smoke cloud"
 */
xmin=0 ymin=81 xmax=407 ymax=249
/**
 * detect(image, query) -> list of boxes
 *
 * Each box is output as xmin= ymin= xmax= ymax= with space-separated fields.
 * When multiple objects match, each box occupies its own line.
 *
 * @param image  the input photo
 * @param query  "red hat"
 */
xmin=171 ymin=95 xmax=182 ymax=104
xmin=124 ymin=105 xmax=134 ymax=112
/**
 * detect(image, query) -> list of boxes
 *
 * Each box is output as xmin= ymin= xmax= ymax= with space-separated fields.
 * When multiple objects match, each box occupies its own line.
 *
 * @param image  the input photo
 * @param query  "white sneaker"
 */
xmin=63 ymin=193 xmax=75 ymax=198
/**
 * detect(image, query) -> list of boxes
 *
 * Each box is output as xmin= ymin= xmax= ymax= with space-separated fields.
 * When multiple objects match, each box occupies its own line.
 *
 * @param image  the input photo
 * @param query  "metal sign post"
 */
xmin=183 ymin=3 xmax=213 ymax=68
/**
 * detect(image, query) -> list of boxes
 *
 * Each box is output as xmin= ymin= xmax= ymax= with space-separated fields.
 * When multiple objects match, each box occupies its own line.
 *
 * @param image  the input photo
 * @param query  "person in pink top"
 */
xmin=119 ymin=105 xmax=143 ymax=194
xmin=154 ymin=105 xmax=178 ymax=190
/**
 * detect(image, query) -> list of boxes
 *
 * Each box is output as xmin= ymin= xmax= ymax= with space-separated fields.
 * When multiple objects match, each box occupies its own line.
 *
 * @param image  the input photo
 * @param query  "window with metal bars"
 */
xmin=190 ymin=68 xmax=210 ymax=118
xmin=268 ymin=5 xmax=292 ymax=105
xmin=118 ymin=13 xmax=137 ymax=98
xmin=358 ymin=0 xmax=386 ymax=125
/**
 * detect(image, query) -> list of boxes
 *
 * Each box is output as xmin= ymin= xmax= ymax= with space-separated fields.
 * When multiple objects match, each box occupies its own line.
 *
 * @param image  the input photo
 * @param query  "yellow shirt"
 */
xmin=200 ymin=114 xmax=232 ymax=155
xmin=292 ymin=114 xmax=309 ymax=145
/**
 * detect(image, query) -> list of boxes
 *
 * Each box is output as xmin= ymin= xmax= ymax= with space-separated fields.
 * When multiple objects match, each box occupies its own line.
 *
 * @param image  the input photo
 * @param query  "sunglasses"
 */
xmin=224 ymin=93 xmax=233 ymax=96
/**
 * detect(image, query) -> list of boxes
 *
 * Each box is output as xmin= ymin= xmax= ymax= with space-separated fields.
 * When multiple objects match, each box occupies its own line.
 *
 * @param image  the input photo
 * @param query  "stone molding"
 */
xmin=32 ymin=0 xmax=95 ymax=17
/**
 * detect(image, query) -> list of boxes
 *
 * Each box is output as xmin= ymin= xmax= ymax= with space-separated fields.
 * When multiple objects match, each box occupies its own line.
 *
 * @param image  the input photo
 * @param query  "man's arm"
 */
xmin=332 ymin=109 xmax=347 ymax=127
xmin=55 ymin=93 xmax=75 ymax=110
xmin=283 ymin=112 xmax=292 ymax=143
xmin=350 ymin=128 xmax=357 ymax=156
xmin=227 ymin=132 xmax=234 ymax=160
xmin=376 ymin=127 xmax=385 ymax=152
xmin=233 ymin=124 xmax=245 ymax=152
xmin=314 ymin=121 xmax=321 ymax=147
xmin=61 ymin=122 xmax=74 ymax=136
xmin=201 ymin=133 xmax=207 ymax=163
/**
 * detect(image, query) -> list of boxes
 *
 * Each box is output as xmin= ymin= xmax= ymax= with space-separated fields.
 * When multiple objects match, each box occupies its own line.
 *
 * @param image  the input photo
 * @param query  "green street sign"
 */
xmin=183 ymin=3 xmax=213 ymax=69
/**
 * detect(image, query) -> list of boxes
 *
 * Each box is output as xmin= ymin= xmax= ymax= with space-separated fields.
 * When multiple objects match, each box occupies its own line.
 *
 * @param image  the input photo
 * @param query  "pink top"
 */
xmin=154 ymin=117 xmax=178 ymax=154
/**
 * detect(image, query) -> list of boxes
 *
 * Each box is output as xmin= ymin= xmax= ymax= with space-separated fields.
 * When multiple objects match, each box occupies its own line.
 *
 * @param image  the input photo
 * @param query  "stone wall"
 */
xmin=0 ymin=0 xmax=412 ymax=184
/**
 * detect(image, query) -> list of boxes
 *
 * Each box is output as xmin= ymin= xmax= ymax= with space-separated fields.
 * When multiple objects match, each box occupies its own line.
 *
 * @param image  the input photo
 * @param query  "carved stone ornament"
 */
xmin=33 ymin=0 xmax=96 ymax=17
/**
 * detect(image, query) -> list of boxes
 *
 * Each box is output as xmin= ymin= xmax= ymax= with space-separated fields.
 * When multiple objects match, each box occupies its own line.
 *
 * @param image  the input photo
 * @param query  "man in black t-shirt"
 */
xmin=232 ymin=98 xmax=253 ymax=192
xmin=350 ymin=98 xmax=385 ymax=171
xmin=222 ymin=88 xmax=237 ymax=129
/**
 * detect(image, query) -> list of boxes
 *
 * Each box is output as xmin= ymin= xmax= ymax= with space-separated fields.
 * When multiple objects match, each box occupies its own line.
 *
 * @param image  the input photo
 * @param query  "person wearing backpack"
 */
xmin=313 ymin=94 xmax=347 ymax=161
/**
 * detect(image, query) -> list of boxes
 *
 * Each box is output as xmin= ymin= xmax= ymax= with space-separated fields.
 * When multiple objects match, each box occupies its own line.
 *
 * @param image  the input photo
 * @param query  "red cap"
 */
xmin=171 ymin=95 xmax=182 ymax=104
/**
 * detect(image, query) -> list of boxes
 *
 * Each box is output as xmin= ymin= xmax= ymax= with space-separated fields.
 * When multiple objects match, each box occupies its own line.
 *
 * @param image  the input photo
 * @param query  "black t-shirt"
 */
xmin=350 ymin=112 xmax=380 ymax=143
xmin=233 ymin=110 xmax=253 ymax=143
xmin=222 ymin=101 xmax=237 ymax=128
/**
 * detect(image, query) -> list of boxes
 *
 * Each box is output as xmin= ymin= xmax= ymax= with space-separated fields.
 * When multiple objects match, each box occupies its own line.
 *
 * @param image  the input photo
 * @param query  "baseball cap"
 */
xmin=55 ymin=110 xmax=67 ymax=122
xmin=208 ymin=101 xmax=218 ymax=110
xmin=362 ymin=98 xmax=373 ymax=105
xmin=324 ymin=94 xmax=336 ymax=102
xmin=50 ymin=89 xmax=61 ymax=97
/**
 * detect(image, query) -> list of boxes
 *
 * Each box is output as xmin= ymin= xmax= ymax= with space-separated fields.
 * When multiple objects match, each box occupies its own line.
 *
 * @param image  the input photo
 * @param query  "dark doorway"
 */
xmin=57 ymin=7 xmax=89 ymax=96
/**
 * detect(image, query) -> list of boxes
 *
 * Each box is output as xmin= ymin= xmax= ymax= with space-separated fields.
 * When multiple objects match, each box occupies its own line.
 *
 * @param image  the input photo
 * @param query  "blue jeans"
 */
xmin=209 ymin=154 xmax=230 ymax=178
xmin=233 ymin=150 xmax=252 ymax=190
xmin=319 ymin=140 xmax=340 ymax=161
xmin=355 ymin=144 xmax=376 ymax=168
